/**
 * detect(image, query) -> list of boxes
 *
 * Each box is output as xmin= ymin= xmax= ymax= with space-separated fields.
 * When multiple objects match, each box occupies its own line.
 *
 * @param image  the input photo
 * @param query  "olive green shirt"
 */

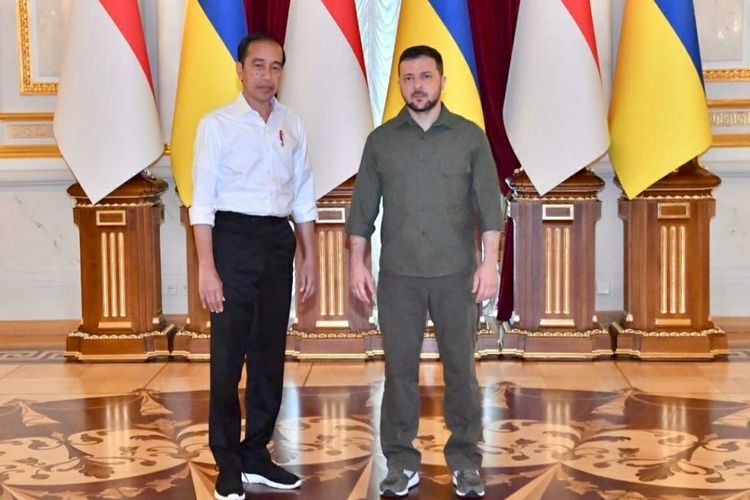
xmin=346 ymin=105 xmax=506 ymax=278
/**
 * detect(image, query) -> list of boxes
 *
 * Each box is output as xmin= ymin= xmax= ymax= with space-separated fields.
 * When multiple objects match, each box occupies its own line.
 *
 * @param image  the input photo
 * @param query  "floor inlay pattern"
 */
xmin=0 ymin=350 xmax=65 ymax=363
xmin=1 ymin=382 xmax=750 ymax=499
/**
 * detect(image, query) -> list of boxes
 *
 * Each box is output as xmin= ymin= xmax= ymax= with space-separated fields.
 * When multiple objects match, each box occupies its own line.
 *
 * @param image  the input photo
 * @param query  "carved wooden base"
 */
xmin=64 ymin=324 xmax=176 ymax=361
xmin=499 ymin=321 xmax=611 ymax=360
xmin=171 ymin=330 xmax=210 ymax=361
xmin=285 ymin=325 xmax=499 ymax=361
xmin=610 ymin=322 xmax=729 ymax=360
xmin=286 ymin=328 xmax=381 ymax=360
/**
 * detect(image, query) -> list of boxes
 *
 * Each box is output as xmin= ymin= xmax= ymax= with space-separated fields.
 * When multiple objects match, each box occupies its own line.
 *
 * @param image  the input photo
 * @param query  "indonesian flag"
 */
xmin=279 ymin=0 xmax=373 ymax=199
xmin=54 ymin=0 xmax=163 ymax=204
xmin=503 ymin=0 xmax=609 ymax=195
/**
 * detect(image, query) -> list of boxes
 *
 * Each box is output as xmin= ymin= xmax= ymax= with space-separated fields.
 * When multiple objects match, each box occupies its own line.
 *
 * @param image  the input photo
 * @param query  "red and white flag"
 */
xmin=54 ymin=0 xmax=163 ymax=204
xmin=503 ymin=0 xmax=609 ymax=195
xmin=279 ymin=0 xmax=373 ymax=199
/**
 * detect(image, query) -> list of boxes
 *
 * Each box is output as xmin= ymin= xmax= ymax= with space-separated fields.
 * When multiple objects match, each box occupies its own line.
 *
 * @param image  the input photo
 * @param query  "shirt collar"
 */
xmin=231 ymin=92 xmax=280 ymax=120
xmin=392 ymin=103 xmax=458 ymax=130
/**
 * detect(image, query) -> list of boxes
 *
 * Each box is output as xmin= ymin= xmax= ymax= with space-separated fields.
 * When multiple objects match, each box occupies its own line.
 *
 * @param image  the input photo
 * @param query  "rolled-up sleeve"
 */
xmin=346 ymin=136 xmax=381 ymax=239
xmin=290 ymin=118 xmax=318 ymax=223
xmin=189 ymin=117 xmax=220 ymax=226
xmin=471 ymin=129 xmax=506 ymax=233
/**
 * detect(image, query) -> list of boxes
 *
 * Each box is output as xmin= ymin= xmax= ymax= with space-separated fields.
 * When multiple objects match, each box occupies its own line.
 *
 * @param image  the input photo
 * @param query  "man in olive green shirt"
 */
xmin=346 ymin=46 xmax=505 ymax=498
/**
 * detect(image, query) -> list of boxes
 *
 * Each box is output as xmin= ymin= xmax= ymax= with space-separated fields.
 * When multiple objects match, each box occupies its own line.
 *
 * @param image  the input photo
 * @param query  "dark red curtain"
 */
xmin=244 ymin=0 xmax=291 ymax=43
xmin=468 ymin=0 xmax=521 ymax=321
xmin=244 ymin=0 xmax=520 ymax=322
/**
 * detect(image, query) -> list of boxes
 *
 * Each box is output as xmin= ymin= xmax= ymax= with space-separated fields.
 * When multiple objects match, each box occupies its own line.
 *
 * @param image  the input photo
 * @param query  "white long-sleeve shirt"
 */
xmin=189 ymin=93 xmax=317 ymax=226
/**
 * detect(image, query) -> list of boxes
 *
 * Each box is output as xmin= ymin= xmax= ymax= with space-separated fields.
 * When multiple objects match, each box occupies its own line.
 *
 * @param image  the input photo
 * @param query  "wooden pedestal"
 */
xmin=501 ymin=169 xmax=611 ymax=360
xmin=172 ymin=205 xmax=211 ymax=360
xmin=611 ymin=161 xmax=728 ymax=360
xmin=289 ymin=178 xmax=379 ymax=359
xmin=65 ymin=174 xmax=173 ymax=361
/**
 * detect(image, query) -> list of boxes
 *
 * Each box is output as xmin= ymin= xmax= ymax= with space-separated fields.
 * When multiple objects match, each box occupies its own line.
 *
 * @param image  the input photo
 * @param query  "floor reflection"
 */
xmin=1 ymin=374 xmax=750 ymax=499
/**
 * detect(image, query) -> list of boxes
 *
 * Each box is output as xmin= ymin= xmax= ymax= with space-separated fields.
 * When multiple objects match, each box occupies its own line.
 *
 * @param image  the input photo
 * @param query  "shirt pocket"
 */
xmin=376 ymin=157 xmax=409 ymax=204
xmin=438 ymin=152 xmax=471 ymax=206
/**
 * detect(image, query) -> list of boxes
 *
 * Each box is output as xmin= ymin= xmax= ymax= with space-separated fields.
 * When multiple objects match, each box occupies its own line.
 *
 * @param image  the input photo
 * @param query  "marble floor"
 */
xmin=0 ymin=349 xmax=750 ymax=498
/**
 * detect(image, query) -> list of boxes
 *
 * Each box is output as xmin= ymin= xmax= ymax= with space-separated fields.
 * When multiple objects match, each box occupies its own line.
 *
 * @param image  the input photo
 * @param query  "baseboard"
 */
xmin=1 ymin=315 xmax=747 ymax=350
xmin=0 ymin=315 xmax=188 ymax=349
xmin=714 ymin=316 xmax=750 ymax=333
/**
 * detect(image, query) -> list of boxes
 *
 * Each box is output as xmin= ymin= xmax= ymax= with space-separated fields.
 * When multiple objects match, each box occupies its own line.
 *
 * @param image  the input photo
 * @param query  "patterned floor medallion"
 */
xmin=1 ymin=379 xmax=750 ymax=499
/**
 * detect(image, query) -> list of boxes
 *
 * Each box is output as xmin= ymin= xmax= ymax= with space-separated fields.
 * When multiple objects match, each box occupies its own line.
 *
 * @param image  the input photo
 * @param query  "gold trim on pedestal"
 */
xmin=101 ymin=234 xmax=109 ymax=317
xmin=654 ymin=318 xmax=692 ymax=327
xmin=318 ymin=231 xmax=326 ymax=315
xmin=563 ymin=227 xmax=570 ymax=314
xmin=336 ymin=231 xmax=344 ymax=315
xmin=96 ymin=210 xmax=127 ymax=226
xmin=97 ymin=321 xmax=132 ymax=329
xmin=315 ymin=320 xmax=350 ymax=328
xmin=539 ymin=318 xmax=576 ymax=328
xmin=660 ymin=227 xmax=668 ymax=313
xmin=316 ymin=207 xmax=346 ymax=224
xmin=118 ymin=232 xmax=126 ymax=317
xmin=327 ymin=231 xmax=335 ymax=312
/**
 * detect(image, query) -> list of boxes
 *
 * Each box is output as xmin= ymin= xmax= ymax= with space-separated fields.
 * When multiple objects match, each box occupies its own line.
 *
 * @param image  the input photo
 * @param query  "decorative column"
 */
xmin=171 ymin=205 xmax=211 ymax=360
xmin=611 ymin=160 xmax=728 ymax=359
xmin=500 ymin=169 xmax=612 ymax=359
xmin=65 ymin=173 xmax=174 ymax=361
xmin=289 ymin=178 xmax=378 ymax=359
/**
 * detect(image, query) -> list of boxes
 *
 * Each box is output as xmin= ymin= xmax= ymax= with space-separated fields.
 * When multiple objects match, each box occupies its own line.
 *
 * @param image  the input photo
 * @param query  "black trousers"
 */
xmin=208 ymin=211 xmax=296 ymax=473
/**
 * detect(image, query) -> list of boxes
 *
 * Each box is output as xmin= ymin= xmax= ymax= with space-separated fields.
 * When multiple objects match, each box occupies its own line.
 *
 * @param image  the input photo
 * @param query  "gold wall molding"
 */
xmin=16 ymin=0 xmax=58 ymax=94
xmin=0 ymin=112 xmax=54 ymax=121
xmin=0 ymin=144 xmax=61 ymax=158
xmin=707 ymin=99 xmax=750 ymax=108
xmin=704 ymin=68 xmax=750 ymax=82
xmin=712 ymin=134 xmax=750 ymax=148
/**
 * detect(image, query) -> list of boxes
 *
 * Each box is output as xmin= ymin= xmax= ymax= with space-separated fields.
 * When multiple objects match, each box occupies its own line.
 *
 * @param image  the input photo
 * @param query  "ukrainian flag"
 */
xmin=383 ymin=0 xmax=484 ymax=129
xmin=609 ymin=0 xmax=711 ymax=199
xmin=171 ymin=0 xmax=247 ymax=206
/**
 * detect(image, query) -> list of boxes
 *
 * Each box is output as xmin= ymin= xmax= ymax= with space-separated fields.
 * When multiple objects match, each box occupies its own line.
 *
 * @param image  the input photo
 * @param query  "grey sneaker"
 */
xmin=453 ymin=469 xmax=485 ymax=498
xmin=379 ymin=468 xmax=419 ymax=497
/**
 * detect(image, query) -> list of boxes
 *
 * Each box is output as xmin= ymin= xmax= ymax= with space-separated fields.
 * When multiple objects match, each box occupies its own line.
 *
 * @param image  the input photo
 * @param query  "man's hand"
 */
xmin=298 ymin=256 xmax=316 ymax=303
xmin=472 ymin=260 xmax=498 ymax=304
xmin=199 ymin=264 xmax=224 ymax=313
xmin=350 ymin=259 xmax=375 ymax=305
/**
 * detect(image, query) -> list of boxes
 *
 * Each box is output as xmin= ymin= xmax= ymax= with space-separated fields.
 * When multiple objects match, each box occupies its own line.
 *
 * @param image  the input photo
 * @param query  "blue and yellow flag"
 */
xmin=382 ymin=0 xmax=484 ymax=128
xmin=609 ymin=0 xmax=711 ymax=199
xmin=171 ymin=0 xmax=247 ymax=206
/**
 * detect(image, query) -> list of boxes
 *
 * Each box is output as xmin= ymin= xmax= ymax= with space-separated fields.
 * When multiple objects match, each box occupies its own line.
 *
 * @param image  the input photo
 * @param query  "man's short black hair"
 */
xmin=398 ymin=45 xmax=443 ymax=75
xmin=237 ymin=32 xmax=286 ymax=66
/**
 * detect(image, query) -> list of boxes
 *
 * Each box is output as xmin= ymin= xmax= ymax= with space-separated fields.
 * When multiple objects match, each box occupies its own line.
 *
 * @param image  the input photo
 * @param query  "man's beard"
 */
xmin=405 ymin=92 xmax=439 ymax=113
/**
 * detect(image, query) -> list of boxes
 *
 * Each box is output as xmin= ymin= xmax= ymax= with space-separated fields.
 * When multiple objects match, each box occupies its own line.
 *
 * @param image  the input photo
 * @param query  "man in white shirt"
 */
xmin=189 ymin=33 xmax=317 ymax=500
